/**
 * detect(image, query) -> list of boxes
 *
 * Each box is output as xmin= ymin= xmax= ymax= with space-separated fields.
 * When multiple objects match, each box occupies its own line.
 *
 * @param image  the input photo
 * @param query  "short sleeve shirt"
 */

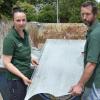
xmin=3 ymin=27 xmax=32 ymax=80
xmin=84 ymin=20 xmax=100 ymax=88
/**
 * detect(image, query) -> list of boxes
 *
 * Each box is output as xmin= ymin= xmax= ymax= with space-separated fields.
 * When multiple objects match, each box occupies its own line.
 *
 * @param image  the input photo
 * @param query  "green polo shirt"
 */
xmin=3 ymin=27 xmax=32 ymax=80
xmin=84 ymin=20 xmax=100 ymax=88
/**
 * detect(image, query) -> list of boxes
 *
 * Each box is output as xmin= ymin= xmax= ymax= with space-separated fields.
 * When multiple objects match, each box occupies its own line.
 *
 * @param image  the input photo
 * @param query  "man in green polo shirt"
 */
xmin=70 ymin=1 xmax=100 ymax=100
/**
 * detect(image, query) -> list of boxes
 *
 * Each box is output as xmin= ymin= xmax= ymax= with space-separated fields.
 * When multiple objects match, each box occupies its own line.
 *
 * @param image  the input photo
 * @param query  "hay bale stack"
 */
xmin=0 ymin=22 xmax=87 ymax=50
xmin=28 ymin=23 xmax=87 ymax=48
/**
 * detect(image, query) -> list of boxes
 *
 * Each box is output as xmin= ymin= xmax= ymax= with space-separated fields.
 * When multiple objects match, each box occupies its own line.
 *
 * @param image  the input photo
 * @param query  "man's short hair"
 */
xmin=81 ymin=1 xmax=98 ymax=15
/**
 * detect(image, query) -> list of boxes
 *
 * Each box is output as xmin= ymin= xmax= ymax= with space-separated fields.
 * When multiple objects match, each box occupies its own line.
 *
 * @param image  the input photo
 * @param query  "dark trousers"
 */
xmin=0 ymin=71 xmax=10 ymax=100
xmin=72 ymin=96 xmax=81 ymax=100
xmin=30 ymin=94 xmax=81 ymax=100
xmin=7 ymin=79 xmax=27 ymax=100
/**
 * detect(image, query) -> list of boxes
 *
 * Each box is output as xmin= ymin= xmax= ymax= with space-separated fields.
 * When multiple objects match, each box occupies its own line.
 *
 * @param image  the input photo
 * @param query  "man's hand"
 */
xmin=69 ymin=84 xmax=83 ymax=96
xmin=69 ymin=62 xmax=96 ymax=96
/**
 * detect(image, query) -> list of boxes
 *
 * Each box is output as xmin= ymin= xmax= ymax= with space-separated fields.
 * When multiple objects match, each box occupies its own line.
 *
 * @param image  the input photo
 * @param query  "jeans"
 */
xmin=0 ymin=71 xmax=10 ymax=100
xmin=7 ymin=79 xmax=27 ymax=100
xmin=82 ymin=83 xmax=100 ymax=100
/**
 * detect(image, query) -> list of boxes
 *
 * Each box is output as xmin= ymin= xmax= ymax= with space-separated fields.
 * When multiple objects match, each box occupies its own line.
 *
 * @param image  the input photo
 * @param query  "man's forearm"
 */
xmin=78 ymin=62 xmax=96 ymax=87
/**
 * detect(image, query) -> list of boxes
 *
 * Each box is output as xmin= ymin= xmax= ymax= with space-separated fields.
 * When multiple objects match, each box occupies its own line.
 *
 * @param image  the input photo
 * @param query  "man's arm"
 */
xmin=70 ymin=62 xmax=96 ymax=96
xmin=3 ymin=55 xmax=32 ymax=85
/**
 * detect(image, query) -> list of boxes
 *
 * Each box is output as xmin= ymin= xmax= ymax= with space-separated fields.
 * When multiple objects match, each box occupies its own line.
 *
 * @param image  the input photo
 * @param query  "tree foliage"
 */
xmin=0 ymin=0 xmax=16 ymax=15
xmin=38 ymin=4 xmax=56 ymax=22
xmin=0 ymin=0 xmax=4 ymax=18
xmin=0 ymin=0 xmax=3 ymax=5
xmin=0 ymin=0 xmax=99 ymax=22
xmin=16 ymin=1 xmax=37 ymax=21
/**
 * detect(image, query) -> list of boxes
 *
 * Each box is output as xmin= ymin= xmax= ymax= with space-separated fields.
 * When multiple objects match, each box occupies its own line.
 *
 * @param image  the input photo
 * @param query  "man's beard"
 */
xmin=83 ymin=17 xmax=96 ymax=27
xmin=83 ymin=20 xmax=93 ymax=26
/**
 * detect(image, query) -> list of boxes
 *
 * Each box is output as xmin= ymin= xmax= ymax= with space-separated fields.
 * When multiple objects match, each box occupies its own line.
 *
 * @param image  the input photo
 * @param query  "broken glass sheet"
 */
xmin=25 ymin=39 xmax=85 ymax=100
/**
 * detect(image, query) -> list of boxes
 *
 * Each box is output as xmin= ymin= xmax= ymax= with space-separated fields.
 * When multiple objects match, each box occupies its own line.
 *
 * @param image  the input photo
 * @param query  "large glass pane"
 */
xmin=25 ymin=39 xmax=85 ymax=100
